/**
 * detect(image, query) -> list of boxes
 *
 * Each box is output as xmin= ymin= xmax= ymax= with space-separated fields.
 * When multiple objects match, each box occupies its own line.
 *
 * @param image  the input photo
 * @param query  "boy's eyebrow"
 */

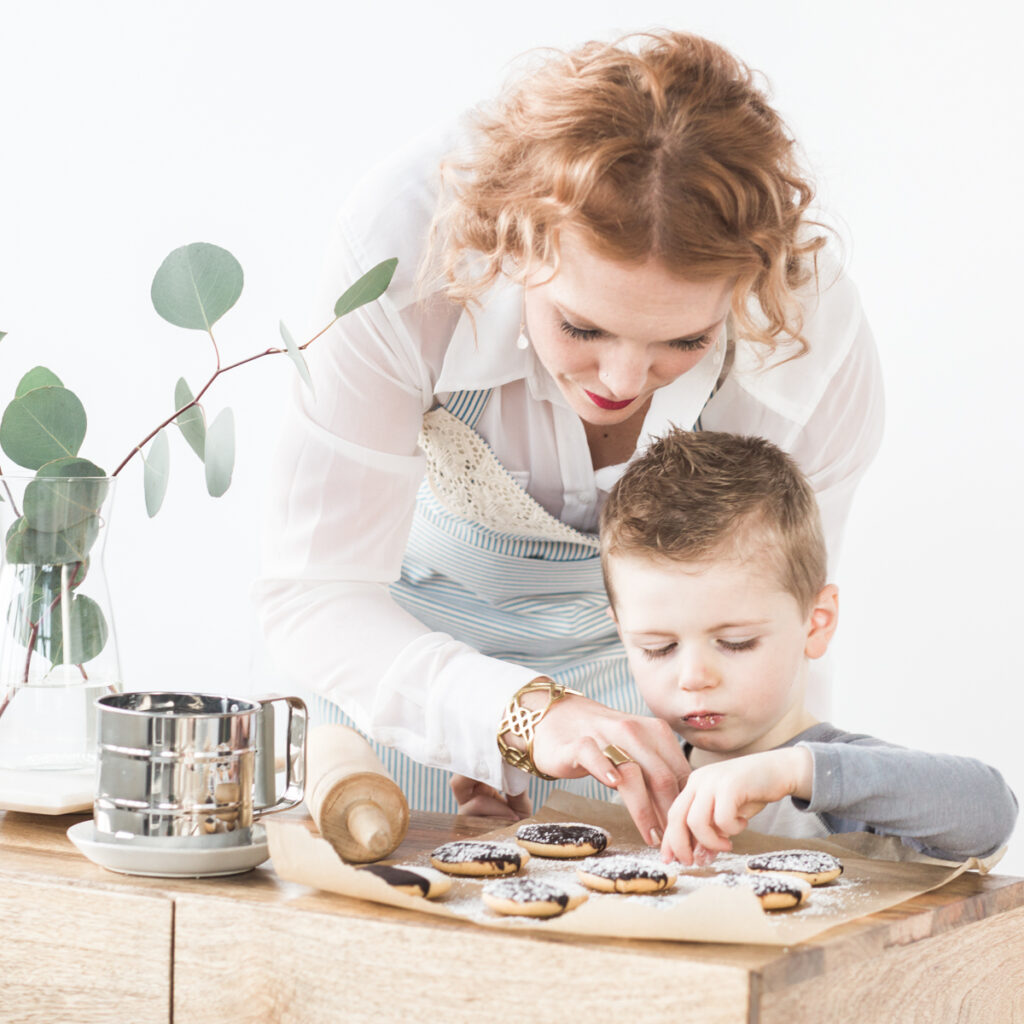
xmin=623 ymin=619 xmax=771 ymax=638
xmin=555 ymin=301 xmax=725 ymax=343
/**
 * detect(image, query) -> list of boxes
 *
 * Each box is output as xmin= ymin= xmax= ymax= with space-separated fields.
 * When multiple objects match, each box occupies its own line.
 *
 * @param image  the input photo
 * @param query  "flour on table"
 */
xmin=408 ymin=843 xmax=862 ymax=928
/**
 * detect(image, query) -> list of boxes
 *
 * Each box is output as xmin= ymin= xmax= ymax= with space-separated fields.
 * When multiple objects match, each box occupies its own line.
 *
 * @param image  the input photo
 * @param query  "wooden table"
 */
xmin=1 ymin=808 xmax=1022 ymax=1024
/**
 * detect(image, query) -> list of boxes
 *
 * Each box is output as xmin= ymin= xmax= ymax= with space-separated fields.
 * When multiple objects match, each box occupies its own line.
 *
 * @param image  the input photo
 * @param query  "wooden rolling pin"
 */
xmin=305 ymin=724 xmax=410 ymax=863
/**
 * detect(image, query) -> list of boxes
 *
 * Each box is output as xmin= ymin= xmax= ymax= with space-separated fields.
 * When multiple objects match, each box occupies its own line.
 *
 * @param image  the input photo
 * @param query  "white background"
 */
xmin=2 ymin=1 xmax=1021 ymax=872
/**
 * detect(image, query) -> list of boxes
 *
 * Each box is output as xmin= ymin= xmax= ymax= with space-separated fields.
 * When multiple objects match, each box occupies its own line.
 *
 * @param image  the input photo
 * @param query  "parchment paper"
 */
xmin=265 ymin=790 xmax=1001 ymax=946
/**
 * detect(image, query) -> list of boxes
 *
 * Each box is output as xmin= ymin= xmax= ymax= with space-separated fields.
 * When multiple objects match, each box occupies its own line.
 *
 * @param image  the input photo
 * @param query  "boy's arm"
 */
xmin=660 ymin=735 xmax=1019 ymax=866
xmin=796 ymin=738 xmax=1019 ymax=861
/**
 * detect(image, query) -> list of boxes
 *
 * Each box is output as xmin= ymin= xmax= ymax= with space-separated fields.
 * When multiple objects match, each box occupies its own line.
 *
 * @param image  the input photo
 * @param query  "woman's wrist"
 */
xmin=496 ymin=677 xmax=582 ymax=778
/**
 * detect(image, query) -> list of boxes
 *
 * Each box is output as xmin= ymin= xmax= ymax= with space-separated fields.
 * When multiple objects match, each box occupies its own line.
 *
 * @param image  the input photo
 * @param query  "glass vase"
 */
xmin=0 ymin=475 xmax=122 ymax=780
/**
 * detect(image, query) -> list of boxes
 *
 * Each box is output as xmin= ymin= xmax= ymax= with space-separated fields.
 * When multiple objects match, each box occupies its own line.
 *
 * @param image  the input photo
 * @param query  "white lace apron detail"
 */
xmin=418 ymin=406 xmax=599 ymax=549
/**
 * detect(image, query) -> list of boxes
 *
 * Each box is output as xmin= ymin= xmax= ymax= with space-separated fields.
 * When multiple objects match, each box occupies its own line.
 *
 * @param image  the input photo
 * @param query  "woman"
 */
xmin=255 ymin=30 xmax=883 ymax=846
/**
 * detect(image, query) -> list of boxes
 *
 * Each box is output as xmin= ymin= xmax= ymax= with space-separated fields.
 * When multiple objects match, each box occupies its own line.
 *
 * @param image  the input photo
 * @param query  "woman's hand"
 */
xmin=528 ymin=693 xmax=691 ymax=846
xmin=450 ymin=775 xmax=532 ymax=820
xmin=659 ymin=747 xmax=814 ymax=865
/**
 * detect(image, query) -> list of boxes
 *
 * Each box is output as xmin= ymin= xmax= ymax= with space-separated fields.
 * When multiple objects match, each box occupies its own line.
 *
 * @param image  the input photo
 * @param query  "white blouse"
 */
xmin=254 ymin=124 xmax=885 ymax=793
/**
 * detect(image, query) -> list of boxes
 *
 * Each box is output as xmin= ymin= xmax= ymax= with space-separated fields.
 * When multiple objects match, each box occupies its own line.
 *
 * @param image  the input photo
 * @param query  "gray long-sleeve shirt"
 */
xmin=742 ymin=722 xmax=1018 ymax=861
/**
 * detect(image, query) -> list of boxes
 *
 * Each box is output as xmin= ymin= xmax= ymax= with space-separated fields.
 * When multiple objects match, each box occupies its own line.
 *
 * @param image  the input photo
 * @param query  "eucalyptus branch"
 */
xmin=0 ymin=243 xmax=397 ymax=738
xmin=109 ymin=315 xmax=341 ymax=478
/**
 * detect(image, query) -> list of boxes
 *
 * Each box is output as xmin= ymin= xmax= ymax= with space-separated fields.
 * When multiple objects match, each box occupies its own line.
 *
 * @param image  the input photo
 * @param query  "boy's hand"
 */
xmin=450 ymin=775 xmax=532 ymax=820
xmin=660 ymin=747 xmax=813 ymax=865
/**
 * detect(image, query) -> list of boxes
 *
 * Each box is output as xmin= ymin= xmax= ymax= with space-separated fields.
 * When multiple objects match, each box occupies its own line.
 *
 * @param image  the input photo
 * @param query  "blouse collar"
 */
xmin=434 ymin=276 xmax=529 ymax=394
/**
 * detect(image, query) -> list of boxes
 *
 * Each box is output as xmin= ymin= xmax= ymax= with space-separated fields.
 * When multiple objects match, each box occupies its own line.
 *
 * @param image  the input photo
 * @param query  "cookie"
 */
xmin=576 ymin=854 xmax=677 ymax=893
xmin=359 ymin=863 xmax=452 ymax=899
xmin=717 ymin=871 xmax=810 ymax=910
xmin=515 ymin=822 xmax=609 ymax=859
xmin=429 ymin=840 xmax=530 ymax=877
xmin=482 ymin=878 xmax=588 ymax=918
xmin=746 ymin=849 xmax=843 ymax=886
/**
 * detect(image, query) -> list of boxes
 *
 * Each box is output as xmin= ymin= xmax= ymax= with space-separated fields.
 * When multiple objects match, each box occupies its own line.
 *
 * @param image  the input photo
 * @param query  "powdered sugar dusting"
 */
xmin=408 ymin=839 xmax=863 ymax=929
xmin=747 ymin=849 xmax=842 ymax=875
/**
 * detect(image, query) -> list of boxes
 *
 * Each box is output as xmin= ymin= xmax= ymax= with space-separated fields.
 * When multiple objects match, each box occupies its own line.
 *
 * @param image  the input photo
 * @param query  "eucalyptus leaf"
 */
xmin=173 ymin=378 xmax=205 ymax=461
xmin=279 ymin=321 xmax=314 ymax=395
xmin=24 ymin=475 xmax=108 ymax=533
xmin=204 ymin=407 xmax=235 ymax=498
xmin=143 ymin=429 xmax=170 ymax=518
xmin=6 ymin=564 xmax=45 ymax=646
xmin=6 ymin=563 xmax=89 ymax=649
xmin=15 ymin=366 xmax=63 ymax=397
xmin=37 ymin=457 xmax=107 ymax=479
xmin=151 ymin=242 xmax=244 ymax=331
xmin=0 ymin=386 xmax=87 ymax=470
xmin=333 ymin=258 xmax=399 ymax=318
xmin=44 ymin=592 xmax=108 ymax=666
xmin=5 ymin=514 xmax=100 ymax=566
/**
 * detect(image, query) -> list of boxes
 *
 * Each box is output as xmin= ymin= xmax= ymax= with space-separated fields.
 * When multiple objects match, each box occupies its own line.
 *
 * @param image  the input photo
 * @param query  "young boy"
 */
xmin=600 ymin=429 xmax=1018 ymax=867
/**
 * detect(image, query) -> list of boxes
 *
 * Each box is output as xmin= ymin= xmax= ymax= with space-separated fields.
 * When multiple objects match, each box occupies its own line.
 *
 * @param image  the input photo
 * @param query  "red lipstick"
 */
xmin=584 ymin=389 xmax=636 ymax=411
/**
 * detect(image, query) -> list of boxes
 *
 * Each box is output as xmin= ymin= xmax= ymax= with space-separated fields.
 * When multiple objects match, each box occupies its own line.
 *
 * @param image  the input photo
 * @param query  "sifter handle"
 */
xmin=253 ymin=695 xmax=307 ymax=816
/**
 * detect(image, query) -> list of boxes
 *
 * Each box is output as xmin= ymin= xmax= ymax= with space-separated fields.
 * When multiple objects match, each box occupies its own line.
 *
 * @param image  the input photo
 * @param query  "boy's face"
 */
xmin=608 ymin=551 xmax=837 ymax=761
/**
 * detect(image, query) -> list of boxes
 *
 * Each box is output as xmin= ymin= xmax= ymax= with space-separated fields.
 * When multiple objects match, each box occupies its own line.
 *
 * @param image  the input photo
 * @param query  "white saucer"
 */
xmin=67 ymin=820 xmax=270 ymax=878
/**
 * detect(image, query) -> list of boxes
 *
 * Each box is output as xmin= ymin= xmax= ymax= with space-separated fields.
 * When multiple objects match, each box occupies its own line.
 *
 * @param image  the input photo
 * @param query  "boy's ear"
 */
xmin=804 ymin=584 xmax=839 ymax=660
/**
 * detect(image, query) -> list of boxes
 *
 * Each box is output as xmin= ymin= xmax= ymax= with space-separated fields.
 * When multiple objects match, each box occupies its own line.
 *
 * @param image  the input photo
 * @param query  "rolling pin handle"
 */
xmin=345 ymin=798 xmax=393 ymax=858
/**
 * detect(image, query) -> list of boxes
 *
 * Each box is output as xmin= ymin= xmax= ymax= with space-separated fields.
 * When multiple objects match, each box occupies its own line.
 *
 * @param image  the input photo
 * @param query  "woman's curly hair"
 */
xmin=430 ymin=30 xmax=828 ymax=353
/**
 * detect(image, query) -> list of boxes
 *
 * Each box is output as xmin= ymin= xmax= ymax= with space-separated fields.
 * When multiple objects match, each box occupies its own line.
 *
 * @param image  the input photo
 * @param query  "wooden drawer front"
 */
xmin=0 ymin=877 xmax=172 ymax=1024
xmin=173 ymin=895 xmax=753 ymax=1024
xmin=759 ymin=905 xmax=1024 ymax=1024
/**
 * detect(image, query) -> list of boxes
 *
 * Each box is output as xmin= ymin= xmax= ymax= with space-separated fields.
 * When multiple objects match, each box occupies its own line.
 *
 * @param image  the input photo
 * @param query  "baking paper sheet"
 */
xmin=265 ymin=790 xmax=1000 ymax=946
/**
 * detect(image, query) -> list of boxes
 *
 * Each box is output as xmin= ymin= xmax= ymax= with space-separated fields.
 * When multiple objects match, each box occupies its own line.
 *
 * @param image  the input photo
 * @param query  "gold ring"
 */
xmin=602 ymin=743 xmax=634 ymax=767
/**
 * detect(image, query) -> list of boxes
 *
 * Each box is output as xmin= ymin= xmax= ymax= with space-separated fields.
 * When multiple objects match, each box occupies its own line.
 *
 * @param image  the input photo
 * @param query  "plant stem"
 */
xmin=0 ymin=471 xmax=22 ymax=518
xmin=21 ymin=561 xmax=83 ymax=684
xmin=110 ymin=314 xmax=339 ymax=478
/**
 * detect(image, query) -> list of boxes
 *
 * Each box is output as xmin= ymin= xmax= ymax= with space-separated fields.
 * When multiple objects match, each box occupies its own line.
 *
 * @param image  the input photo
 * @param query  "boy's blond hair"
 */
xmin=600 ymin=429 xmax=827 ymax=612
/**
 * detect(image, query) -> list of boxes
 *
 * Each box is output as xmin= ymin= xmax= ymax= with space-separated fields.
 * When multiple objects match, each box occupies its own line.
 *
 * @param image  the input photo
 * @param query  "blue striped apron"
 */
xmin=314 ymin=387 xmax=646 ymax=812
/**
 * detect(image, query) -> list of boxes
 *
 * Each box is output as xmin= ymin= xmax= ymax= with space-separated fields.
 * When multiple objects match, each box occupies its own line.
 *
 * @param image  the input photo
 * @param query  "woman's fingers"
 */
xmin=529 ymin=696 xmax=689 ymax=844
xmin=604 ymin=722 xmax=690 ymax=832
xmin=569 ymin=736 xmax=662 ymax=846
xmin=457 ymin=793 xmax=522 ymax=819
xmin=449 ymin=775 xmax=528 ymax=820
xmin=449 ymin=773 xmax=480 ymax=805
xmin=572 ymin=735 xmax=684 ymax=847
xmin=505 ymin=787 xmax=533 ymax=818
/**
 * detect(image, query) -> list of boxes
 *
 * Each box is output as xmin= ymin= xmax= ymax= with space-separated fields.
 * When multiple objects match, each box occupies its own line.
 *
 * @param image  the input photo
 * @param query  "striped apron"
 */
xmin=314 ymin=387 xmax=646 ymax=812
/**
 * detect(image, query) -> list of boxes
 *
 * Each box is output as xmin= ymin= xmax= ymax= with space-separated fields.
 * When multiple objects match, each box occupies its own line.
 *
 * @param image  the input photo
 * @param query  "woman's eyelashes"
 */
xmin=558 ymin=318 xmax=711 ymax=351
xmin=668 ymin=334 xmax=709 ymax=352
xmin=559 ymin=319 xmax=603 ymax=340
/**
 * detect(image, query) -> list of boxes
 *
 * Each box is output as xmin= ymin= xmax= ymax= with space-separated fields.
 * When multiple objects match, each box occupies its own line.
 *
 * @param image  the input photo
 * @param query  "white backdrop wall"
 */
xmin=3 ymin=1 xmax=1021 ymax=871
